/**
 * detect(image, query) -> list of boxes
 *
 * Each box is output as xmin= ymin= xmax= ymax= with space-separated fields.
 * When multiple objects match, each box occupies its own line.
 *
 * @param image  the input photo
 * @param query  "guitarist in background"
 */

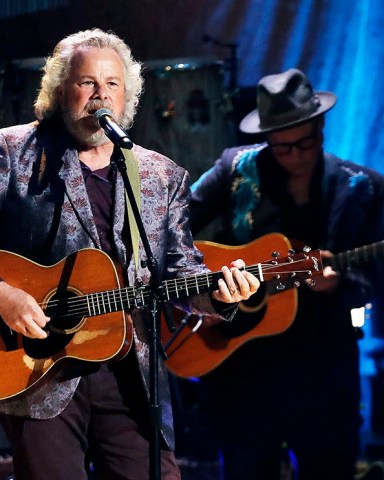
xmin=0 ymin=29 xmax=259 ymax=480
xmin=189 ymin=68 xmax=384 ymax=479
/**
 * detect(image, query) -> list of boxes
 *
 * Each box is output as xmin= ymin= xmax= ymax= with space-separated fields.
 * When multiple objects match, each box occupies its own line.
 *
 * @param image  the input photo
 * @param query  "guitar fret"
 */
xmin=194 ymin=275 xmax=199 ymax=294
xmin=112 ymin=290 xmax=118 ymax=312
xmin=174 ymin=279 xmax=180 ymax=299
xmin=129 ymin=287 xmax=136 ymax=308
xmin=100 ymin=292 xmax=106 ymax=314
xmin=106 ymin=291 xmax=112 ymax=313
xmin=89 ymin=293 xmax=96 ymax=316
xmin=166 ymin=272 xmax=216 ymax=300
xmin=205 ymin=272 xmax=210 ymax=289
xmin=92 ymin=292 xmax=98 ymax=315
xmin=118 ymin=288 xmax=123 ymax=311
xmin=124 ymin=287 xmax=130 ymax=309
xmin=165 ymin=282 xmax=170 ymax=301
xmin=85 ymin=294 xmax=91 ymax=316
xmin=94 ymin=293 xmax=99 ymax=315
xmin=121 ymin=288 xmax=126 ymax=310
xmin=135 ymin=289 xmax=140 ymax=308
xmin=130 ymin=288 xmax=135 ymax=307
xmin=140 ymin=289 xmax=145 ymax=306
xmin=95 ymin=292 xmax=101 ymax=315
xmin=257 ymin=263 xmax=264 ymax=282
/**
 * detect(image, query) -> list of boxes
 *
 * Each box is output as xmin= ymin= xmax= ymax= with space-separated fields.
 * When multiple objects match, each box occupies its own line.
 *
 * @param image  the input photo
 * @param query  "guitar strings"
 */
xmin=36 ymin=257 xmax=314 ymax=322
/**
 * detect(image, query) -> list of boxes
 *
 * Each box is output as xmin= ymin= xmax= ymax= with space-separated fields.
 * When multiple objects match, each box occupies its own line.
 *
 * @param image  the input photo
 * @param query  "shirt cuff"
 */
xmin=210 ymin=296 xmax=239 ymax=322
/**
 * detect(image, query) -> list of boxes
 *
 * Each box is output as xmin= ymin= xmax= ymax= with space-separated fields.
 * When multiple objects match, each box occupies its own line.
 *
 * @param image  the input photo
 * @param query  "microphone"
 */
xmin=94 ymin=108 xmax=133 ymax=149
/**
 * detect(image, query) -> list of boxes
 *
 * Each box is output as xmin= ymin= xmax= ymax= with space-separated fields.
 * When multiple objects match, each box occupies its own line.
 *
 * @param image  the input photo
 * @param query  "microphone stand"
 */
xmin=111 ymin=141 xmax=175 ymax=480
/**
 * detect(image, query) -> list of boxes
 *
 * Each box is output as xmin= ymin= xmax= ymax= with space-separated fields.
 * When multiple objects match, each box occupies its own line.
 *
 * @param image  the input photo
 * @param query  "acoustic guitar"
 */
xmin=163 ymin=233 xmax=383 ymax=378
xmin=0 ymin=241 xmax=321 ymax=401
xmin=162 ymin=233 xmax=325 ymax=378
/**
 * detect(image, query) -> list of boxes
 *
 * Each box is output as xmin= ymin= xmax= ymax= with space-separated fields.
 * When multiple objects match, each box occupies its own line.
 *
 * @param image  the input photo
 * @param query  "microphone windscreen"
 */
xmin=94 ymin=108 xmax=113 ymax=124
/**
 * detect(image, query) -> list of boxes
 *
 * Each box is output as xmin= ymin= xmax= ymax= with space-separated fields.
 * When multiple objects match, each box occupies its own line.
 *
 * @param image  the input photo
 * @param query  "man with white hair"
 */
xmin=0 ymin=28 xmax=258 ymax=479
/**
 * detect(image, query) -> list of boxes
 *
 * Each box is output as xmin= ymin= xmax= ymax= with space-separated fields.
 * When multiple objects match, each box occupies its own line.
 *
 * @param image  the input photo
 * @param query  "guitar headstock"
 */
xmin=257 ymin=248 xmax=323 ymax=292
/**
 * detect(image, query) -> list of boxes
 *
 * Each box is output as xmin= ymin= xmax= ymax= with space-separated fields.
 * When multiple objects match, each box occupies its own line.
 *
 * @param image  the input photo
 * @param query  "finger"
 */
xmin=214 ymin=278 xmax=236 ymax=302
xmin=28 ymin=298 xmax=50 ymax=327
xmin=221 ymin=266 xmax=239 ymax=296
xmin=32 ymin=311 xmax=50 ymax=328
xmin=24 ymin=322 xmax=48 ymax=339
xmin=244 ymin=270 xmax=260 ymax=291
xmin=22 ymin=315 xmax=49 ymax=339
xmin=231 ymin=259 xmax=246 ymax=269
xmin=320 ymin=250 xmax=334 ymax=259
xmin=229 ymin=269 xmax=260 ymax=302
xmin=231 ymin=266 xmax=249 ymax=286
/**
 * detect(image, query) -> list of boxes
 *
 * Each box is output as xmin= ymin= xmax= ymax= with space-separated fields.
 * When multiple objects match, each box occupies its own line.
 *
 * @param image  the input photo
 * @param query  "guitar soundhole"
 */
xmin=23 ymin=290 xmax=83 ymax=359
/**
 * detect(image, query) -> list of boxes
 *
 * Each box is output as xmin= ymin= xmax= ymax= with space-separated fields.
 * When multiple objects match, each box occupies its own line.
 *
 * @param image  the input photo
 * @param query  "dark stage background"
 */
xmin=0 ymin=0 xmax=383 ymax=177
xmin=0 ymin=0 xmax=383 ymax=475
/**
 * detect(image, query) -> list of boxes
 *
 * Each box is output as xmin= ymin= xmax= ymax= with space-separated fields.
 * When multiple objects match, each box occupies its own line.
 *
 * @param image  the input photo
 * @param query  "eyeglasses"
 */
xmin=268 ymin=127 xmax=319 ymax=156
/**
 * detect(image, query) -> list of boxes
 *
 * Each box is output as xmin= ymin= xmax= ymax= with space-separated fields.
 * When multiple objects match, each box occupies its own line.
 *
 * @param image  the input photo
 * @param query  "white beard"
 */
xmin=61 ymin=110 xmax=107 ymax=147
xmin=60 ymin=99 xmax=124 ymax=148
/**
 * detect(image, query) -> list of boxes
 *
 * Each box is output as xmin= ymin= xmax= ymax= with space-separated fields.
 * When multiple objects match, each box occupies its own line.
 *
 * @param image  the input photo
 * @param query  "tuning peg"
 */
xmin=288 ymin=249 xmax=295 ymax=255
xmin=272 ymin=251 xmax=280 ymax=258
xmin=293 ymin=280 xmax=300 ymax=288
xmin=308 ymin=279 xmax=316 ymax=286
xmin=275 ymin=283 xmax=286 ymax=291
xmin=303 ymin=246 xmax=312 ymax=253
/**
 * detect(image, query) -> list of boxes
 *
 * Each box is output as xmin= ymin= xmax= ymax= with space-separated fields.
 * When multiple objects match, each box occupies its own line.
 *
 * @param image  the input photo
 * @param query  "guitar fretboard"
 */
xmin=46 ymin=254 xmax=320 ymax=322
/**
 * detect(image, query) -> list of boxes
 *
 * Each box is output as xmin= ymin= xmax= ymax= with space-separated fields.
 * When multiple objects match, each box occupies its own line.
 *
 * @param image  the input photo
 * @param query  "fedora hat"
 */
xmin=240 ymin=68 xmax=337 ymax=134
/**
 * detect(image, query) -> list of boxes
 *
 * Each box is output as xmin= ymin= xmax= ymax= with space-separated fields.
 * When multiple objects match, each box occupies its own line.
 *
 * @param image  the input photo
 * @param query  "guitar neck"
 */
xmin=47 ymin=272 xmax=224 ymax=321
xmin=328 ymin=240 xmax=384 ymax=272
xmin=46 ymin=252 xmax=321 ymax=322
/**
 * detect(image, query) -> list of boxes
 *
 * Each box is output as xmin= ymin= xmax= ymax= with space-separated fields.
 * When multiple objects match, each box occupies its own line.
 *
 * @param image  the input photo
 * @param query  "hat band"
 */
xmin=260 ymin=95 xmax=321 ymax=130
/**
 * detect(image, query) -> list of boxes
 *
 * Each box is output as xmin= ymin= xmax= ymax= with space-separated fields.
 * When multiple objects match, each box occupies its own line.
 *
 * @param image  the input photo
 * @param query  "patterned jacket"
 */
xmin=0 ymin=120 xmax=221 ymax=448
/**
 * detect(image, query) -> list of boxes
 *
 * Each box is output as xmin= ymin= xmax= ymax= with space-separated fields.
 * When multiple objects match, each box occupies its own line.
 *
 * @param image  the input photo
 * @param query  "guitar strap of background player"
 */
xmin=121 ymin=147 xmax=141 ymax=273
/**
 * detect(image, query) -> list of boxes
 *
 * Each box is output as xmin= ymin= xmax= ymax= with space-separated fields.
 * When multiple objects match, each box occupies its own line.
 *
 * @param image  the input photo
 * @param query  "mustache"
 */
xmin=86 ymin=100 xmax=113 ymax=114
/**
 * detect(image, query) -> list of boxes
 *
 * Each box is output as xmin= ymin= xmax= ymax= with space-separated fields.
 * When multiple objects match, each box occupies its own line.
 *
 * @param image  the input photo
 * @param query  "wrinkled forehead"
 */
xmin=67 ymin=47 xmax=124 ymax=76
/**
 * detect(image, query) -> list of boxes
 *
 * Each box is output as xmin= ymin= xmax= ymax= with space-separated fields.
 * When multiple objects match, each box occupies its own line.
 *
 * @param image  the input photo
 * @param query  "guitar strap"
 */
xmin=121 ymin=147 xmax=141 ymax=273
